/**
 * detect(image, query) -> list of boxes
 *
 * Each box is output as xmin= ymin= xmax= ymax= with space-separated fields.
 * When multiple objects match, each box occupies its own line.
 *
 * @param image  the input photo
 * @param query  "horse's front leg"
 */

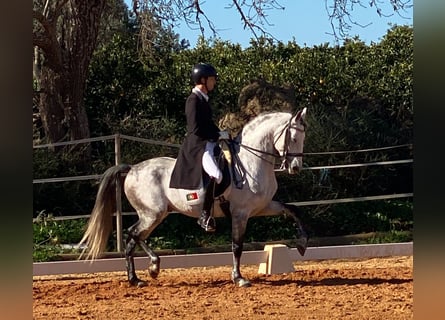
xmin=283 ymin=203 xmax=309 ymax=256
xmin=231 ymin=214 xmax=251 ymax=287
xmin=255 ymin=201 xmax=309 ymax=256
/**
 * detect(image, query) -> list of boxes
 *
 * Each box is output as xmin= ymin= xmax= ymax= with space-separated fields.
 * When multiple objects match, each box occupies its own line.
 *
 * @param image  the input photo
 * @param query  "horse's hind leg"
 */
xmin=138 ymin=240 xmax=160 ymax=279
xmin=125 ymin=216 xmax=163 ymax=287
xmin=125 ymin=234 xmax=145 ymax=287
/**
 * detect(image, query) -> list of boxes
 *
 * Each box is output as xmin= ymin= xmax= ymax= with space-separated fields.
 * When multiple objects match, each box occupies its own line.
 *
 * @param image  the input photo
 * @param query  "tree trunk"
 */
xmin=38 ymin=67 xmax=68 ymax=144
xmin=33 ymin=0 xmax=106 ymax=146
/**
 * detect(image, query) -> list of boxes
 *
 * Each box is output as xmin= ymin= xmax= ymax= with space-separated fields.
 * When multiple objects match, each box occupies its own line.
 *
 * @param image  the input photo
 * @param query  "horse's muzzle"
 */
xmin=288 ymin=157 xmax=301 ymax=174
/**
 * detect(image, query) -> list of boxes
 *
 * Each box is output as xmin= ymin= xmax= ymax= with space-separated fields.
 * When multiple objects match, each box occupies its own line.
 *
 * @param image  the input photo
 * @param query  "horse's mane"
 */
xmin=234 ymin=111 xmax=291 ymax=142
xmin=243 ymin=111 xmax=291 ymax=131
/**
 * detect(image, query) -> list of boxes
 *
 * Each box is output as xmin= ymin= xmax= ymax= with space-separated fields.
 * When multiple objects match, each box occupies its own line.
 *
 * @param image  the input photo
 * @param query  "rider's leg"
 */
xmin=197 ymin=178 xmax=216 ymax=232
xmin=202 ymin=142 xmax=222 ymax=184
xmin=198 ymin=142 xmax=222 ymax=232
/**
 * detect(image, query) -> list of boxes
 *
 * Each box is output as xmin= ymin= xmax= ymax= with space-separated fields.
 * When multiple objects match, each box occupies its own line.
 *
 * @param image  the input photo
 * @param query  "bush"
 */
xmin=33 ymin=213 xmax=88 ymax=261
xmin=300 ymin=199 xmax=413 ymax=237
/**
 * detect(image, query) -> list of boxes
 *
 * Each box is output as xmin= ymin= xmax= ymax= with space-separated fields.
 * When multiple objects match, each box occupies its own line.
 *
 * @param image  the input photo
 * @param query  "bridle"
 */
xmin=276 ymin=116 xmax=306 ymax=156
xmin=274 ymin=116 xmax=306 ymax=170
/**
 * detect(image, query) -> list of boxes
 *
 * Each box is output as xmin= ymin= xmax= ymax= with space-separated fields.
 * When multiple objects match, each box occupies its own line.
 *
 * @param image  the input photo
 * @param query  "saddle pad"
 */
xmin=175 ymin=182 xmax=206 ymax=205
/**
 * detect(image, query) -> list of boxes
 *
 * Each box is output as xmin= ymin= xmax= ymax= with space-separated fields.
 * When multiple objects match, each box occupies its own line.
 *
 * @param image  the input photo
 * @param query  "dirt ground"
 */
xmin=33 ymin=256 xmax=412 ymax=320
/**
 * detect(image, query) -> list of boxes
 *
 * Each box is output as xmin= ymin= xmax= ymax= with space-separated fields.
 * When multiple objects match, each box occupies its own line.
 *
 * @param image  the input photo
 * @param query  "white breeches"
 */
xmin=202 ymin=141 xmax=222 ymax=184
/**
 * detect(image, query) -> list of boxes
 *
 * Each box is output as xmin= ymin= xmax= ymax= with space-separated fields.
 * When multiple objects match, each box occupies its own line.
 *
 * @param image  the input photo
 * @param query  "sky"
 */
xmin=124 ymin=0 xmax=413 ymax=47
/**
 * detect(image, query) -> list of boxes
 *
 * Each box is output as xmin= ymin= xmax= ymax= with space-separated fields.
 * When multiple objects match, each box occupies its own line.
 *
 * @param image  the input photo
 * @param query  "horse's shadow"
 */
xmin=148 ymin=277 xmax=412 ymax=289
xmin=255 ymin=277 xmax=412 ymax=287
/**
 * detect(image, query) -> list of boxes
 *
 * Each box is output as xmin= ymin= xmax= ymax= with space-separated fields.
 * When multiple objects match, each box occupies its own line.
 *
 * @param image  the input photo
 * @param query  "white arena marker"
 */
xmin=258 ymin=244 xmax=295 ymax=275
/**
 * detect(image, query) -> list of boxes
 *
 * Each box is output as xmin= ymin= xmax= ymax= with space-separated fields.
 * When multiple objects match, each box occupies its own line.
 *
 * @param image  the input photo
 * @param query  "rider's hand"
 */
xmin=218 ymin=131 xmax=230 ymax=140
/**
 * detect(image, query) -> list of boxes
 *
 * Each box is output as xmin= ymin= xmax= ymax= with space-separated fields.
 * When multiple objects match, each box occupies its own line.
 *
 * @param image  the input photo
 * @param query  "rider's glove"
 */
xmin=218 ymin=131 xmax=230 ymax=140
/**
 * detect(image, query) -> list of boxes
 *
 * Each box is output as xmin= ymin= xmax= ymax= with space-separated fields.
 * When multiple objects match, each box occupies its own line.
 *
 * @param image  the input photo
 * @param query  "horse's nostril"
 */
xmin=288 ymin=158 xmax=301 ymax=174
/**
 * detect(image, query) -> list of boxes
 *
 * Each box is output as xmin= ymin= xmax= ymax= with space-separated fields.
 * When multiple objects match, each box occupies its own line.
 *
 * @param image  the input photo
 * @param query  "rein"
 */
xmin=236 ymin=142 xmax=303 ymax=159
xmin=238 ymin=143 xmax=282 ymax=159
xmin=236 ymin=141 xmax=304 ymax=173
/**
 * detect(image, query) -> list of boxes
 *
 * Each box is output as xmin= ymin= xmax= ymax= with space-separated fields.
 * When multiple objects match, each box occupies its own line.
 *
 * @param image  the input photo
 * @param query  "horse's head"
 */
xmin=274 ymin=107 xmax=307 ymax=174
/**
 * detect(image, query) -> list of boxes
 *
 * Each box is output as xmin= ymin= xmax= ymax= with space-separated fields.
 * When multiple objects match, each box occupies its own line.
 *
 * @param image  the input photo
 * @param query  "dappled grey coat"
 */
xmin=169 ymin=91 xmax=220 ymax=189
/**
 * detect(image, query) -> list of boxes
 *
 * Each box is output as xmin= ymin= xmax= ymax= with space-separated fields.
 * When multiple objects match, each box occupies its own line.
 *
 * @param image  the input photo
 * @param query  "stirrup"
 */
xmin=198 ymin=215 xmax=216 ymax=232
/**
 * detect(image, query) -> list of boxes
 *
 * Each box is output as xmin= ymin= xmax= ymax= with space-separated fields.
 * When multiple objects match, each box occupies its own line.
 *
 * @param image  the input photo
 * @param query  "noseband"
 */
xmin=275 ymin=116 xmax=306 ymax=170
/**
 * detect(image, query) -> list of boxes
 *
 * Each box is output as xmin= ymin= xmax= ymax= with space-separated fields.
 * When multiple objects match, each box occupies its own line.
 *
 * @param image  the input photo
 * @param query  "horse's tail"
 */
xmin=78 ymin=164 xmax=131 ymax=260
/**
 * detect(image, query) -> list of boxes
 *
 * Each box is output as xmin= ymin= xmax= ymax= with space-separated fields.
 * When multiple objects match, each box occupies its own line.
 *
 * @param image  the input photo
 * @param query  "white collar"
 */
xmin=192 ymin=87 xmax=209 ymax=102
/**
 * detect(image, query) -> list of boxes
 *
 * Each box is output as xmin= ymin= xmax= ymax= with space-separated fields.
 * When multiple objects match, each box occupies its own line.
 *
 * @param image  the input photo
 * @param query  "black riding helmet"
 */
xmin=191 ymin=63 xmax=218 ymax=84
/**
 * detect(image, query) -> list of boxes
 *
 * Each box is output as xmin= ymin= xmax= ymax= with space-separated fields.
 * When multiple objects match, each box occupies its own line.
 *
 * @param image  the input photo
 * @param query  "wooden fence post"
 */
xmin=115 ymin=134 xmax=123 ymax=253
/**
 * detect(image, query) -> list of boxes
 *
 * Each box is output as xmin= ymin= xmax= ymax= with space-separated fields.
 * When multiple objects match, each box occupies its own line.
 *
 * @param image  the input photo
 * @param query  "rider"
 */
xmin=169 ymin=63 xmax=226 ymax=232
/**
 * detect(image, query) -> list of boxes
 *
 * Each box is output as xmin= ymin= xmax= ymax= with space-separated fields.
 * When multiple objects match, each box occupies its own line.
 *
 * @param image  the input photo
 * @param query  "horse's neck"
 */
xmin=238 ymin=113 xmax=289 ymax=186
xmin=238 ymin=142 xmax=276 ymax=191
xmin=239 ymin=132 xmax=275 ymax=169
xmin=240 ymin=113 xmax=289 ymax=160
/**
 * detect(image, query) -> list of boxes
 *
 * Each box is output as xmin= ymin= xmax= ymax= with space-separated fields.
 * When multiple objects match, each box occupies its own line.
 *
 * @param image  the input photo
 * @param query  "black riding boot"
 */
xmin=197 ymin=179 xmax=216 ymax=232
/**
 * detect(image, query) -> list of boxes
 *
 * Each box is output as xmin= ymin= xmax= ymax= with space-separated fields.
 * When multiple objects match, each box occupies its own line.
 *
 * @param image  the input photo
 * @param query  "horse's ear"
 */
xmin=301 ymin=107 xmax=307 ymax=120
xmin=294 ymin=107 xmax=307 ymax=121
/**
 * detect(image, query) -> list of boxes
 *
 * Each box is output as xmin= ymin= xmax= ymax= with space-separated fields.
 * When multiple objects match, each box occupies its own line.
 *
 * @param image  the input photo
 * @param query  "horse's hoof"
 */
xmin=136 ymin=280 xmax=148 ymax=288
xmin=148 ymin=265 xmax=160 ymax=279
xmin=129 ymin=279 xmax=148 ymax=287
xmin=296 ymin=243 xmax=307 ymax=256
xmin=295 ymin=237 xmax=308 ymax=256
xmin=234 ymin=278 xmax=251 ymax=287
